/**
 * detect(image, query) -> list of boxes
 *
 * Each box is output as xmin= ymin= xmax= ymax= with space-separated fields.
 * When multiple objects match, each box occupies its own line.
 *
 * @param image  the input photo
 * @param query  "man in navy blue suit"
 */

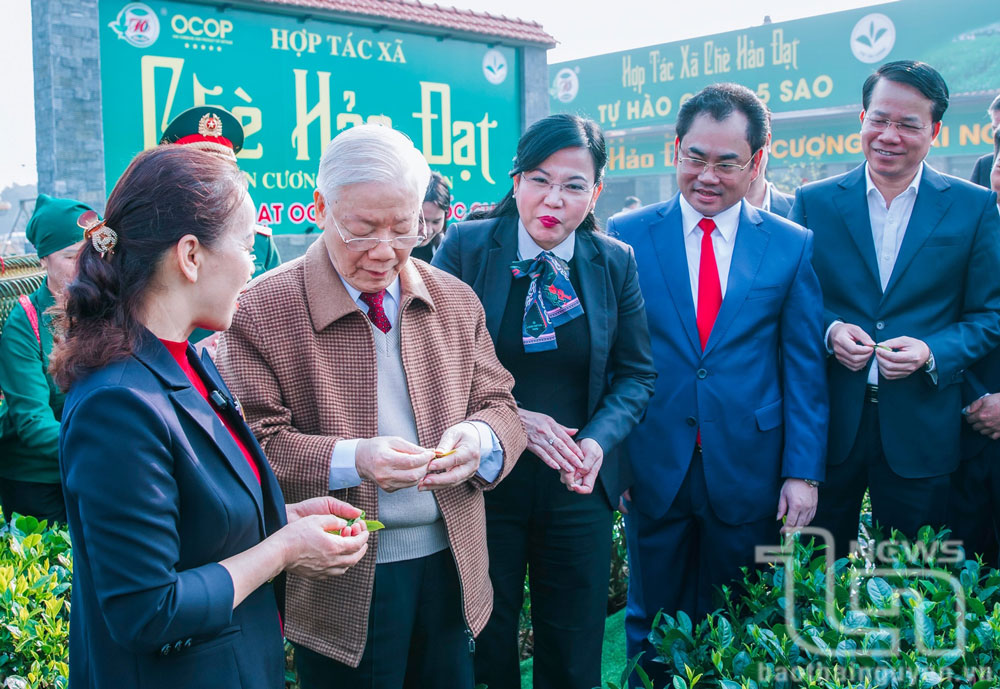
xmin=610 ymin=83 xmax=828 ymax=685
xmin=791 ymin=61 xmax=1000 ymax=559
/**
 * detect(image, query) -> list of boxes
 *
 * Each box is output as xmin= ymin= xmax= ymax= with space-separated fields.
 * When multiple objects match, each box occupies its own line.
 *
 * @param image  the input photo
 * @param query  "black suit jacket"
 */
xmin=59 ymin=332 xmax=288 ymax=689
xmin=792 ymin=163 xmax=1000 ymax=478
xmin=971 ymin=152 xmax=994 ymax=188
xmin=432 ymin=216 xmax=656 ymax=504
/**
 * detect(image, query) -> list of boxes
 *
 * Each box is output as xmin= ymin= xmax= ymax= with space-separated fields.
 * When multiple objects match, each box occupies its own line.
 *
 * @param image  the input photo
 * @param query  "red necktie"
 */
xmin=360 ymin=290 xmax=391 ymax=334
xmin=696 ymin=218 xmax=722 ymax=350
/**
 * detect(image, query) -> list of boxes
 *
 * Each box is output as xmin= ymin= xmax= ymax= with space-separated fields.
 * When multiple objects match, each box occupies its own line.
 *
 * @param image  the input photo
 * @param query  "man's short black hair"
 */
xmin=862 ymin=60 xmax=950 ymax=123
xmin=675 ymin=83 xmax=769 ymax=155
xmin=989 ymin=93 xmax=1000 ymax=116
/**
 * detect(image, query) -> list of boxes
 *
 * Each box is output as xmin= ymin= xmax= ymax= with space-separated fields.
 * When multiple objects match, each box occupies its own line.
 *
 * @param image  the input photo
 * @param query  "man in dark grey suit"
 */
xmin=970 ymin=94 xmax=1000 ymax=188
xmin=791 ymin=60 xmax=1000 ymax=558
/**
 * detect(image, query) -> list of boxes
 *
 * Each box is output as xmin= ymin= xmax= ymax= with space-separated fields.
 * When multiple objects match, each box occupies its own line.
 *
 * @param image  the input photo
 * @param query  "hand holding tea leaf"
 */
xmin=419 ymin=422 xmax=481 ymax=490
xmin=356 ymin=436 xmax=435 ymax=493
xmin=874 ymin=336 xmax=930 ymax=380
xmin=828 ymin=322 xmax=875 ymax=371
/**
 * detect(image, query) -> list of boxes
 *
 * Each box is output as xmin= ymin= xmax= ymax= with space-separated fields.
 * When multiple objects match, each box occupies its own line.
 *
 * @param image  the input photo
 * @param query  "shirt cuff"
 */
xmin=824 ymin=320 xmax=842 ymax=355
xmin=329 ymin=439 xmax=363 ymax=490
xmin=468 ymin=421 xmax=503 ymax=483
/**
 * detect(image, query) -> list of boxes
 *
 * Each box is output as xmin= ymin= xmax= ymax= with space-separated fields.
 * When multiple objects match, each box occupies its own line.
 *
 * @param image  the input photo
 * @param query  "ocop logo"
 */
xmin=850 ymin=13 xmax=896 ymax=64
xmin=170 ymin=14 xmax=234 ymax=42
xmin=109 ymin=2 xmax=160 ymax=48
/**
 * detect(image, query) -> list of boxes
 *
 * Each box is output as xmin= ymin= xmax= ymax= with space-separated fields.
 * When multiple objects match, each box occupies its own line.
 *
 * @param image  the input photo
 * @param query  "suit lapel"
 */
xmin=574 ymin=232 xmax=609 ymax=417
xmin=650 ymin=198 xmax=702 ymax=354
xmin=832 ymin=166 xmax=881 ymax=291
xmin=703 ymin=203 xmax=768 ymax=357
xmin=482 ymin=216 xmax=519 ymax=340
xmin=881 ymin=166 xmax=952 ymax=300
xmin=170 ymin=385 xmax=265 ymax=522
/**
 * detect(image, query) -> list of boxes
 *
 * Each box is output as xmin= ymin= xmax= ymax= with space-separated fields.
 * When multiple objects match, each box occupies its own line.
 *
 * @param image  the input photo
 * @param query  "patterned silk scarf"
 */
xmin=510 ymin=251 xmax=585 ymax=352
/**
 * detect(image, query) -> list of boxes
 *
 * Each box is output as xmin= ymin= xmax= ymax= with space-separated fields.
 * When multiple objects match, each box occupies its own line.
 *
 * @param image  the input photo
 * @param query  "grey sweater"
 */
xmin=371 ymin=323 xmax=450 ymax=564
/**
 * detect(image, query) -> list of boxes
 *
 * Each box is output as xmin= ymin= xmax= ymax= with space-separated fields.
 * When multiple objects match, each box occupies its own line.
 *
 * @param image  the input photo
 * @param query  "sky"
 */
xmin=0 ymin=0 xmax=893 ymax=189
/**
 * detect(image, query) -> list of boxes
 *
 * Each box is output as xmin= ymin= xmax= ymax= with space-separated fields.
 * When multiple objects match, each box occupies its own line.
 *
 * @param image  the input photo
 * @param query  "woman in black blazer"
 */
xmin=433 ymin=114 xmax=656 ymax=689
xmin=50 ymin=146 xmax=370 ymax=689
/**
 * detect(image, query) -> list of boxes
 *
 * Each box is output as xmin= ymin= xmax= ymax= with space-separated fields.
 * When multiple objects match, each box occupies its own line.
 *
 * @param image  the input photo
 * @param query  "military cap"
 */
xmin=26 ymin=194 xmax=99 ymax=258
xmin=160 ymin=105 xmax=244 ymax=161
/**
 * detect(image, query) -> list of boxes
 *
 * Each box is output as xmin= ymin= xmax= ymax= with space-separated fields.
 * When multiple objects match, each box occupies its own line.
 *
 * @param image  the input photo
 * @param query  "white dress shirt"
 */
xmin=517 ymin=219 xmax=576 ymax=261
xmin=678 ymin=194 xmax=743 ymax=307
xmin=863 ymin=162 xmax=923 ymax=385
xmin=328 ymin=274 xmax=504 ymax=489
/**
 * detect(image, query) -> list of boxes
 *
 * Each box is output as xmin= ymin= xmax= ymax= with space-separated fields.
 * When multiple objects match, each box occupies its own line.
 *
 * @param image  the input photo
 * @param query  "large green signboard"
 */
xmin=550 ymin=0 xmax=998 ymax=130
xmin=99 ymin=0 xmax=521 ymax=232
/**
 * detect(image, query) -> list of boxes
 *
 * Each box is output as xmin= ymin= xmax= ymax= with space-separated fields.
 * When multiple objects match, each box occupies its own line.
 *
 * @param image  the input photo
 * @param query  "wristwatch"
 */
xmin=924 ymin=352 xmax=935 ymax=373
xmin=802 ymin=479 xmax=820 ymax=488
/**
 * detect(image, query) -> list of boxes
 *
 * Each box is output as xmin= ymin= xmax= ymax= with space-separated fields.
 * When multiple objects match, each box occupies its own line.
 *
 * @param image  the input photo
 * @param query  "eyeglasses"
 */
xmin=677 ymin=156 xmax=756 ymax=179
xmin=863 ymin=117 xmax=930 ymax=136
xmin=330 ymin=213 xmax=425 ymax=252
xmin=519 ymin=173 xmax=597 ymax=198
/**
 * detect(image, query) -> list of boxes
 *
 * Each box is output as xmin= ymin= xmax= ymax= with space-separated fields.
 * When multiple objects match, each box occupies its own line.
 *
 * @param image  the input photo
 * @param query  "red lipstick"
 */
xmin=538 ymin=216 xmax=560 ymax=228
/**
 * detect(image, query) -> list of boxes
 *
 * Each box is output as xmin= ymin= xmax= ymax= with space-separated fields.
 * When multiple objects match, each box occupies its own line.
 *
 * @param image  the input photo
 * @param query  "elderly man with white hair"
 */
xmin=216 ymin=124 xmax=526 ymax=688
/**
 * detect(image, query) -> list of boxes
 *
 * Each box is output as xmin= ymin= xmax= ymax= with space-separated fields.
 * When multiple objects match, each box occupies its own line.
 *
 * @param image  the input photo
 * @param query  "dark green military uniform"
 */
xmin=0 ymin=194 xmax=97 ymax=523
xmin=0 ymin=282 xmax=62 ymax=486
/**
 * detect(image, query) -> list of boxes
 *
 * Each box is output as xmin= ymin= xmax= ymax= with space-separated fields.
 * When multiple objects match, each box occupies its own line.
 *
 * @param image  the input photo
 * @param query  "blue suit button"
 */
xmin=876 ymin=320 xmax=885 ymax=330
xmin=174 ymin=640 xmax=183 ymax=653
xmin=686 ymin=416 xmax=697 ymax=427
xmin=160 ymin=644 xmax=171 ymax=656
xmin=696 ymin=368 xmax=708 ymax=379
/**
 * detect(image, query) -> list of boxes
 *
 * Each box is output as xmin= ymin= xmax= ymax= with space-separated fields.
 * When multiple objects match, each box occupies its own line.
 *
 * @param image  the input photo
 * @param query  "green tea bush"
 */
xmin=611 ymin=525 xmax=1000 ymax=689
xmin=0 ymin=514 xmax=71 ymax=689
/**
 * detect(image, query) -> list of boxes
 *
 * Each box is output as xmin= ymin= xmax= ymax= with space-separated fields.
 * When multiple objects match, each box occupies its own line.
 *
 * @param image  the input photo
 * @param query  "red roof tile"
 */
xmin=249 ymin=0 xmax=556 ymax=46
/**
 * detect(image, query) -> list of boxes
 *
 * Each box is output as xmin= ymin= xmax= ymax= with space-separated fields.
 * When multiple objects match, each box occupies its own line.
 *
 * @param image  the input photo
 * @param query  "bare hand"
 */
xmin=966 ymin=394 xmax=1000 ymax=439
xmin=519 ymin=408 xmax=585 ymax=473
xmin=286 ymin=496 xmax=363 ymax=525
xmin=875 ymin=336 xmax=930 ymax=380
xmin=777 ymin=479 xmax=818 ymax=533
xmin=418 ymin=422 xmax=482 ymax=491
xmin=559 ymin=437 xmax=603 ymax=495
xmin=279 ymin=513 xmax=369 ymax=578
xmin=829 ymin=322 xmax=875 ymax=371
xmin=356 ymin=436 xmax=434 ymax=493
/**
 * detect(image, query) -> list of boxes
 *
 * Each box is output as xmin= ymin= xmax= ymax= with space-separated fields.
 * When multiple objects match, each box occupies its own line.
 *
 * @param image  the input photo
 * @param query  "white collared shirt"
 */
xmin=866 ymin=162 xmax=923 ymax=292
xmin=517 ymin=219 xmax=576 ymax=261
xmin=679 ymin=194 xmax=743 ymax=307
xmin=862 ymin=162 xmax=923 ymax=385
xmin=758 ymin=182 xmax=774 ymax=212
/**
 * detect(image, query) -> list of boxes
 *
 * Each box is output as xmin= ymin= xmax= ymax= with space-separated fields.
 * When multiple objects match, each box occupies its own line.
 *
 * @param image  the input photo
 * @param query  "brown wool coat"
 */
xmin=216 ymin=238 xmax=526 ymax=667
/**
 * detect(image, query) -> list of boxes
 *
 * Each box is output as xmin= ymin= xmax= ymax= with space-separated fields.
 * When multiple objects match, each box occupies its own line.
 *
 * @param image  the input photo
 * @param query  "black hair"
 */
xmin=484 ymin=114 xmax=606 ymax=233
xmin=989 ymin=93 xmax=1000 ymax=116
xmin=423 ymin=171 xmax=451 ymax=212
xmin=675 ymin=83 xmax=770 ymax=155
xmin=862 ymin=60 xmax=950 ymax=123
